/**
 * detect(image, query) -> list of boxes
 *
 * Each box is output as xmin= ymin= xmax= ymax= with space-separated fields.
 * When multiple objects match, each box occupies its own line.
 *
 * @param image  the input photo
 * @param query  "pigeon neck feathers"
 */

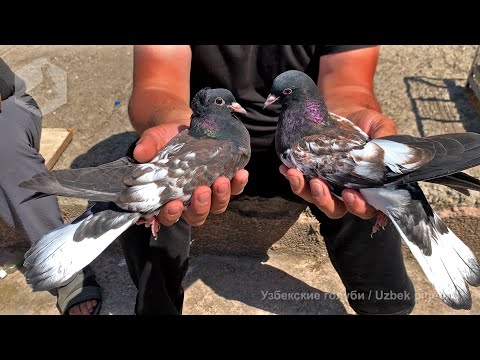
xmin=189 ymin=113 xmax=245 ymax=146
xmin=286 ymin=94 xmax=333 ymax=126
xmin=276 ymin=92 xmax=335 ymax=154
xmin=189 ymin=88 xmax=250 ymax=149
xmin=278 ymin=71 xmax=334 ymax=127
xmin=270 ymin=70 xmax=336 ymax=153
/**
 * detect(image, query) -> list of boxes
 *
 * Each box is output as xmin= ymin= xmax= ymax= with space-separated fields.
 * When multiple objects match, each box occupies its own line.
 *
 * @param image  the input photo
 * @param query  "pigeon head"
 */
xmin=191 ymin=87 xmax=247 ymax=117
xmin=189 ymin=88 xmax=250 ymax=147
xmin=265 ymin=70 xmax=332 ymax=130
xmin=268 ymin=71 xmax=334 ymax=154
xmin=264 ymin=70 xmax=322 ymax=109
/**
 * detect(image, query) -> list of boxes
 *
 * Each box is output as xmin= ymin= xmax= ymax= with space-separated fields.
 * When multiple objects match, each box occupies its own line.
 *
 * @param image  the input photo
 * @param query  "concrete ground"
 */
xmin=1 ymin=45 xmax=480 ymax=315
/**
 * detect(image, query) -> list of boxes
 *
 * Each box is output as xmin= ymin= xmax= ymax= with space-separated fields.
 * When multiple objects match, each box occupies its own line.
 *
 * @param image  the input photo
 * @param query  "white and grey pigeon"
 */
xmin=20 ymin=88 xmax=251 ymax=291
xmin=265 ymin=70 xmax=480 ymax=310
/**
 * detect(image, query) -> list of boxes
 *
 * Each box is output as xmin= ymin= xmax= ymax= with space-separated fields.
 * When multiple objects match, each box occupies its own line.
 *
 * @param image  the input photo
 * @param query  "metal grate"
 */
xmin=404 ymin=76 xmax=480 ymax=137
xmin=467 ymin=45 xmax=480 ymax=100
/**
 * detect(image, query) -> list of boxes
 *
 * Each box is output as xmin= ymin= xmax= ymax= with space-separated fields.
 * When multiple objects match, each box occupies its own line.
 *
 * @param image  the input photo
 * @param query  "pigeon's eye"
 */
xmin=283 ymin=88 xmax=293 ymax=95
xmin=215 ymin=97 xmax=225 ymax=105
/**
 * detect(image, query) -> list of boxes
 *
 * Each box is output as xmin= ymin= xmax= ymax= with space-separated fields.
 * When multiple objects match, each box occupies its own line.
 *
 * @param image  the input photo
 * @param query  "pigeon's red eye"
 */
xmin=283 ymin=88 xmax=292 ymax=95
xmin=215 ymin=97 xmax=225 ymax=105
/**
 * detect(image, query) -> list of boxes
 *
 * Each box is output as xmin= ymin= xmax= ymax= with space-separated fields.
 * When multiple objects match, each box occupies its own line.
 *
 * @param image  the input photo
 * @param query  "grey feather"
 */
xmin=383 ymin=133 xmax=480 ymax=184
xmin=425 ymin=172 xmax=480 ymax=196
xmin=19 ymin=157 xmax=135 ymax=202
xmin=73 ymin=207 xmax=139 ymax=242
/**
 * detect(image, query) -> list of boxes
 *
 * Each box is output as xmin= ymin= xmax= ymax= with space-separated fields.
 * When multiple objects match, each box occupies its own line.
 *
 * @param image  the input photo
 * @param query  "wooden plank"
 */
xmin=39 ymin=128 xmax=74 ymax=170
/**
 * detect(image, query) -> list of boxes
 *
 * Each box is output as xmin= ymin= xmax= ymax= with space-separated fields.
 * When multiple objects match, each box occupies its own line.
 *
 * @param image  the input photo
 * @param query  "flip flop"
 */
xmin=56 ymin=265 xmax=102 ymax=315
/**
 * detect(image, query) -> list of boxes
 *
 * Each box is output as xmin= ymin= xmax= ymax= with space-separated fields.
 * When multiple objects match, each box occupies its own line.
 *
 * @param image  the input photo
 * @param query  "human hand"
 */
xmin=280 ymin=109 xmax=397 ymax=219
xmin=133 ymin=123 xmax=249 ymax=227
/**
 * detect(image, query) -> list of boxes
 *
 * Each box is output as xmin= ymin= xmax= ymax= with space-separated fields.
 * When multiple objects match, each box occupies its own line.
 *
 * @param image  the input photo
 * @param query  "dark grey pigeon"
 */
xmin=20 ymin=88 xmax=251 ymax=291
xmin=265 ymin=69 xmax=480 ymax=310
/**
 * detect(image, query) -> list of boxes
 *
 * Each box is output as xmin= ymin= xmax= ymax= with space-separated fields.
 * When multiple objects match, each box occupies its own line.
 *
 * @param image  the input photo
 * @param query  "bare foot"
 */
xmin=68 ymin=299 xmax=98 ymax=315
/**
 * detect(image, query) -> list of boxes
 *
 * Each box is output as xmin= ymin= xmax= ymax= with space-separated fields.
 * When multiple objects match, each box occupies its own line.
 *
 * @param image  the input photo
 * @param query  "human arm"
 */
xmin=281 ymin=46 xmax=397 ymax=219
xmin=129 ymin=45 xmax=248 ymax=226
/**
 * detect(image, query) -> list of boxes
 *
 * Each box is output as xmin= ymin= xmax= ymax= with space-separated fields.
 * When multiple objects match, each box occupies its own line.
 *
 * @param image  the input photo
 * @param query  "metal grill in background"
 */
xmin=467 ymin=46 xmax=480 ymax=100
xmin=404 ymin=76 xmax=480 ymax=137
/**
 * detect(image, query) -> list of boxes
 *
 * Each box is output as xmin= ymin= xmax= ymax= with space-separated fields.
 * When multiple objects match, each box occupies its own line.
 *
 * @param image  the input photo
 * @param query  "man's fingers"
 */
xmin=156 ymin=170 xmax=248 ymax=227
xmin=369 ymin=116 xmax=397 ymax=138
xmin=157 ymin=178 xmax=233 ymax=226
xmin=133 ymin=133 xmax=162 ymax=163
xmin=280 ymin=166 xmax=347 ymax=219
xmin=157 ymin=200 xmax=184 ymax=226
xmin=342 ymin=189 xmax=377 ymax=220
xmin=281 ymin=166 xmax=312 ymax=201
xmin=231 ymin=169 xmax=249 ymax=195
xmin=79 ymin=302 xmax=90 ymax=315
xmin=349 ymin=109 xmax=398 ymax=139
xmin=309 ymin=179 xmax=347 ymax=219
xmin=182 ymin=186 xmax=212 ymax=226
xmin=211 ymin=177 xmax=231 ymax=214
xmin=279 ymin=164 xmax=289 ymax=177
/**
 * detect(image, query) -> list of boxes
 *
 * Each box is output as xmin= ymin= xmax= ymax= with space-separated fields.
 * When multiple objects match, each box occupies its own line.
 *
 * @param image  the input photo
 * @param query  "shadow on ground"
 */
xmin=404 ymin=76 xmax=480 ymax=136
xmin=183 ymin=255 xmax=348 ymax=315
xmin=70 ymin=131 xmax=138 ymax=168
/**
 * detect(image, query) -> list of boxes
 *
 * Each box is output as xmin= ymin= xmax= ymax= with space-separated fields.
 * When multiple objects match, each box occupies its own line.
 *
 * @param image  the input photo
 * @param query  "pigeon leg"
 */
xmin=151 ymin=217 xmax=160 ymax=239
xmin=136 ymin=217 xmax=160 ymax=239
xmin=136 ymin=218 xmax=147 ymax=225
xmin=371 ymin=211 xmax=388 ymax=238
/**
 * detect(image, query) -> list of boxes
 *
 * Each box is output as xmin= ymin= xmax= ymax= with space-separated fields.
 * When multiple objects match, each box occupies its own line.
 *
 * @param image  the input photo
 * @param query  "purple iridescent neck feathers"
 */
xmin=189 ymin=88 xmax=250 ymax=150
xmin=305 ymin=99 xmax=330 ymax=125
xmin=269 ymin=70 xmax=334 ymax=154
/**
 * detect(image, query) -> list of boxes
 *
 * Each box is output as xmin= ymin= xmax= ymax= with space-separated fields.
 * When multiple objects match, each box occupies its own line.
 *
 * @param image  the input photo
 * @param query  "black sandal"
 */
xmin=56 ymin=265 xmax=102 ymax=315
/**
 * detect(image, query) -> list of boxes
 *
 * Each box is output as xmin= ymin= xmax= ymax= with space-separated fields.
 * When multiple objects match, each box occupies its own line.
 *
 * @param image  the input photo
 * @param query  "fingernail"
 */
xmin=310 ymin=181 xmax=323 ymax=199
xmin=343 ymin=192 xmax=355 ymax=205
xmin=217 ymin=183 xmax=229 ymax=195
xmin=168 ymin=205 xmax=183 ymax=216
xmin=198 ymin=192 xmax=210 ymax=205
xmin=288 ymin=176 xmax=299 ymax=190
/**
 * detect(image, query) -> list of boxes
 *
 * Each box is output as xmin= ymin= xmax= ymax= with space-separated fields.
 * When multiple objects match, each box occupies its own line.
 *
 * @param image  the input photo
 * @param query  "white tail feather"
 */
xmin=24 ymin=211 xmax=139 ymax=291
xmin=388 ymin=213 xmax=479 ymax=310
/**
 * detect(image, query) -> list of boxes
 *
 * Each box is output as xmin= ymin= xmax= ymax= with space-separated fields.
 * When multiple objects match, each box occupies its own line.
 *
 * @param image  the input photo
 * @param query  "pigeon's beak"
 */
xmin=263 ymin=94 xmax=279 ymax=109
xmin=228 ymin=102 xmax=247 ymax=115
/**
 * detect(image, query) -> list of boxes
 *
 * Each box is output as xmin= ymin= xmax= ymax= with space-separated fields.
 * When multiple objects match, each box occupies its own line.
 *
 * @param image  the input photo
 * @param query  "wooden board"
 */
xmin=39 ymin=128 xmax=74 ymax=170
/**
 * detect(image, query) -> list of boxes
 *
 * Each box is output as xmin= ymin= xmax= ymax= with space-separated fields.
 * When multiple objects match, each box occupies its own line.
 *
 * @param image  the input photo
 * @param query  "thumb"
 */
xmin=133 ymin=132 xmax=163 ymax=163
xmin=367 ymin=114 xmax=398 ymax=139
